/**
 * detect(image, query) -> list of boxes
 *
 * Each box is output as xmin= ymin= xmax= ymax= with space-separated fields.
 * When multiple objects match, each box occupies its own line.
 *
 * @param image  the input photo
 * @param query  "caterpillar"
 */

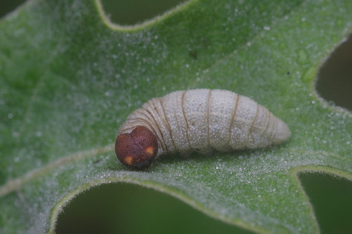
xmin=115 ymin=89 xmax=290 ymax=169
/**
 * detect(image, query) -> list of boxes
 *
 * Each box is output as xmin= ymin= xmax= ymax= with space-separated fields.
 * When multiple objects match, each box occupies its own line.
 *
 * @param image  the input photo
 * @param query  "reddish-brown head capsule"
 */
xmin=115 ymin=126 xmax=158 ymax=169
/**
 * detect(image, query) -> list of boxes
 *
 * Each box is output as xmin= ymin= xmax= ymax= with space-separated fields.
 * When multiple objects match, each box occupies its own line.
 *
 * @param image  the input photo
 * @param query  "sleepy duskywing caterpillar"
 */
xmin=115 ymin=89 xmax=290 ymax=169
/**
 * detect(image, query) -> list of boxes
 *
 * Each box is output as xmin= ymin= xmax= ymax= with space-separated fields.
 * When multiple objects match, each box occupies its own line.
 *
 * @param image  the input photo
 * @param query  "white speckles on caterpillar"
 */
xmin=115 ymin=89 xmax=290 ymax=169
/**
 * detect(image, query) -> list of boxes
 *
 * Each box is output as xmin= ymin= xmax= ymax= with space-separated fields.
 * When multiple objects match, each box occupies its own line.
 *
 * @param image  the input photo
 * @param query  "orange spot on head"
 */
xmin=124 ymin=156 xmax=133 ymax=165
xmin=145 ymin=146 xmax=154 ymax=155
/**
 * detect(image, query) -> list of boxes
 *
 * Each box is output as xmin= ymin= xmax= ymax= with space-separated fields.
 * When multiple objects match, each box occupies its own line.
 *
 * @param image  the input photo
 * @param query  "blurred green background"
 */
xmin=1 ymin=0 xmax=352 ymax=233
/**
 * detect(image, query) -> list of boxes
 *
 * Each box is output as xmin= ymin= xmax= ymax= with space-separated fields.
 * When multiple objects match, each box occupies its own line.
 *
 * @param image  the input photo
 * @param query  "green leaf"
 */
xmin=1 ymin=0 xmax=351 ymax=233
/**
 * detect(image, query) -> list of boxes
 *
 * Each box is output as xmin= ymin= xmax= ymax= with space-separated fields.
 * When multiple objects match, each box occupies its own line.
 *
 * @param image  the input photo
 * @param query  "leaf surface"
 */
xmin=0 ymin=0 xmax=351 ymax=233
